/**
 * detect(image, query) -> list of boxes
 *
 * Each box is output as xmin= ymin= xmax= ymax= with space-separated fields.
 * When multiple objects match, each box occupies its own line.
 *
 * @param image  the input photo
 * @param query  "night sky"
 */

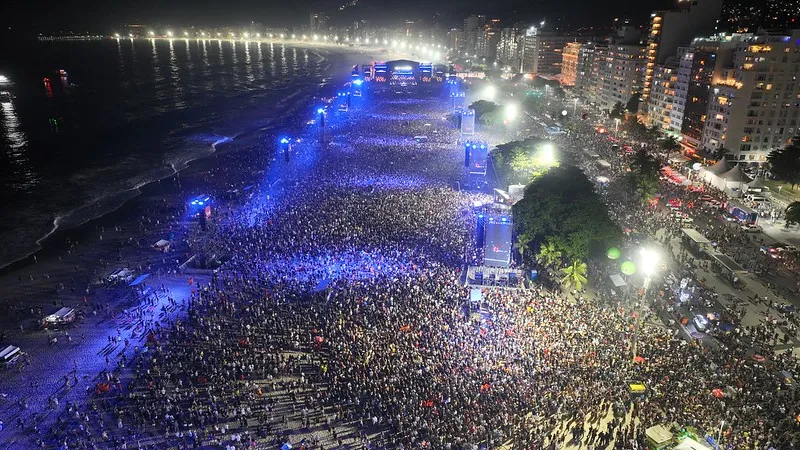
xmin=3 ymin=0 xmax=673 ymax=33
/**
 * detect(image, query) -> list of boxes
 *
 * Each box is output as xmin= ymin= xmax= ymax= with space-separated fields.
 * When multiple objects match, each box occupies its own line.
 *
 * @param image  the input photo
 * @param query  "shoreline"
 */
xmin=0 ymin=46 xmax=390 ymax=276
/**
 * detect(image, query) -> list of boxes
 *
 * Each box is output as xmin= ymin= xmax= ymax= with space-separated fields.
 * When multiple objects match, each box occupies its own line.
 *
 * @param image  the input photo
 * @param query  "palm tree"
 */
xmin=536 ymin=240 xmax=562 ymax=270
xmin=514 ymin=233 xmax=532 ymax=264
xmin=636 ymin=177 xmax=659 ymax=204
xmin=560 ymin=260 xmax=588 ymax=291
xmin=659 ymin=136 xmax=681 ymax=161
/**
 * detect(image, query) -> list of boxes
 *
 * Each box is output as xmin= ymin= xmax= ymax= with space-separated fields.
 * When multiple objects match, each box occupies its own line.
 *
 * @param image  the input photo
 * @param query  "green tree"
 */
xmin=610 ymin=102 xmax=625 ymax=120
xmin=560 ymin=260 xmax=588 ymax=291
xmin=513 ymin=165 xmax=621 ymax=262
xmin=786 ymin=202 xmax=800 ymax=226
xmin=716 ymin=147 xmax=731 ymax=161
xmin=629 ymin=149 xmax=660 ymax=181
xmin=469 ymin=100 xmax=501 ymax=126
xmin=625 ymin=118 xmax=648 ymax=139
xmin=490 ymin=138 xmax=557 ymax=186
xmin=636 ymin=177 xmax=660 ymax=204
xmin=767 ymin=144 xmax=800 ymax=190
xmin=626 ymin=93 xmax=641 ymax=115
xmin=515 ymin=233 xmax=532 ymax=264
xmin=536 ymin=240 xmax=563 ymax=270
xmin=646 ymin=125 xmax=662 ymax=140
xmin=660 ymin=136 xmax=681 ymax=160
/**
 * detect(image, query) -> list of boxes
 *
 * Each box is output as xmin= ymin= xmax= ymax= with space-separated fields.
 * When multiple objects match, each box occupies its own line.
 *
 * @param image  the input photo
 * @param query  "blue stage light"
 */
xmin=280 ymin=137 xmax=290 ymax=144
xmin=353 ymin=79 xmax=363 ymax=86
xmin=317 ymin=108 xmax=325 ymax=114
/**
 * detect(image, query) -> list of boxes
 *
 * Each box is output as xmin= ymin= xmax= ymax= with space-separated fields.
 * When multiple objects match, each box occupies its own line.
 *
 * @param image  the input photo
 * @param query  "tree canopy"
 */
xmin=610 ymin=102 xmax=625 ymax=120
xmin=490 ymin=138 xmax=559 ymax=186
xmin=468 ymin=100 xmax=503 ymax=126
xmin=786 ymin=202 xmax=800 ymax=226
xmin=513 ymin=165 xmax=620 ymax=262
xmin=767 ymin=144 xmax=800 ymax=190
xmin=624 ymin=149 xmax=661 ymax=204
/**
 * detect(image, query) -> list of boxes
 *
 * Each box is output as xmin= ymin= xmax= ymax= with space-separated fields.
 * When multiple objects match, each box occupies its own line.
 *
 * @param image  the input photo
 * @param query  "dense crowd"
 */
xmin=18 ymin=85 xmax=800 ymax=450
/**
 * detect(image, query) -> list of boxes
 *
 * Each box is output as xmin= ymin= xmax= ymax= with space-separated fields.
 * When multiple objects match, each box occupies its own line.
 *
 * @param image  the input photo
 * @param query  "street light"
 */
xmin=614 ymin=117 xmax=621 ymax=138
xmin=482 ymin=84 xmax=497 ymax=100
xmin=504 ymin=103 xmax=519 ymax=122
xmin=633 ymin=248 xmax=660 ymax=362
xmin=538 ymin=143 xmax=556 ymax=166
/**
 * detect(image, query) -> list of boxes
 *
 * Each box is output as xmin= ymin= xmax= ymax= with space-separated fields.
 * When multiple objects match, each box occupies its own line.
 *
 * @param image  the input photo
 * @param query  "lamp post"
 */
xmin=716 ymin=420 xmax=725 ymax=449
xmin=614 ymin=118 xmax=621 ymax=139
xmin=633 ymin=248 xmax=660 ymax=363
xmin=573 ymin=98 xmax=579 ymax=115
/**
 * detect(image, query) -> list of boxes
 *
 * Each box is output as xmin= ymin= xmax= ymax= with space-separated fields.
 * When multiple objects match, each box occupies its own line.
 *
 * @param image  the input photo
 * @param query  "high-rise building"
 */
xmin=642 ymin=0 xmax=723 ymax=107
xmin=463 ymin=14 xmax=486 ymax=57
xmin=309 ymin=13 xmax=328 ymax=32
xmin=561 ymin=42 xmax=582 ymax=86
xmin=477 ymin=19 xmax=501 ymax=62
xmin=646 ymin=54 xmax=684 ymax=135
xmin=701 ymin=30 xmax=800 ymax=164
xmin=580 ymin=44 xmax=646 ymax=112
xmin=497 ymin=27 xmax=522 ymax=67
xmin=448 ymin=28 xmax=464 ymax=54
xmin=574 ymin=45 xmax=598 ymax=96
xmin=676 ymin=37 xmax=743 ymax=150
xmin=519 ymin=25 xmax=575 ymax=75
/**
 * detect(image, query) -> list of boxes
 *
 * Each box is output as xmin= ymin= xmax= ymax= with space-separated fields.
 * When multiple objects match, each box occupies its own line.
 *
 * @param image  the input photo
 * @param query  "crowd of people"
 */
xmin=13 ymin=82 xmax=800 ymax=450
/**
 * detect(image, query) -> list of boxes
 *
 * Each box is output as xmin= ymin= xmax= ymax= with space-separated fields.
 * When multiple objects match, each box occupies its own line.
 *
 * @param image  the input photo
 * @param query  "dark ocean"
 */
xmin=0 ymin=38 xmax=343 ymax=268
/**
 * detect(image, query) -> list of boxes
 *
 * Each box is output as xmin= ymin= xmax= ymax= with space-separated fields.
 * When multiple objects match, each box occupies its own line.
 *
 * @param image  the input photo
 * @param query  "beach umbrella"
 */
xmin=607 ymin=247 xmax=621 ymax=260
xmin=633 ymin=356 xmax=645 ymax=363
xmin=620 ymin=261 xmax=636 ymax=275
xmin=712 ymin=388 xmax=724 ymax=398
xmin=690 ymin=332 xmax=705 ymax=339
xmin=752 ymin=354 xmax=766 ymax=363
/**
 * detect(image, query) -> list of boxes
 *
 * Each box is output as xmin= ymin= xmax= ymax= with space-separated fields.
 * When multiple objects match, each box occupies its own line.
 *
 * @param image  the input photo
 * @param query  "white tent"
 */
xmin=704 ymin=164 xmax=752 ymax=192
xmin=746 ymin=177 xmax=769 ymax=192
xmin=706 ymin=159 xmax=732 ymax=176
xmin=674 ymin=437 xmax=713 ymax=450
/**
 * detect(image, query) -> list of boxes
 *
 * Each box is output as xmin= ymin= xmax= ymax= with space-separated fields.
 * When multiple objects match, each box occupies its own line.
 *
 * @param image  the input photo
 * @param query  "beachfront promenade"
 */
xmin=0 ymin=76 xmax=797 ymax=450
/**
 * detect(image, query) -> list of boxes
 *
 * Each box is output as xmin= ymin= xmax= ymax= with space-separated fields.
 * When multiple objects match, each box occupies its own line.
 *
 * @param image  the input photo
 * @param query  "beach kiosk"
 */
xmin=0 ymin=345 xmax=22 ymax=368
xmin=41 ymin=307 xmax=76 ymax=329
xmin=645 ymin=424 xmax=674 ymax=450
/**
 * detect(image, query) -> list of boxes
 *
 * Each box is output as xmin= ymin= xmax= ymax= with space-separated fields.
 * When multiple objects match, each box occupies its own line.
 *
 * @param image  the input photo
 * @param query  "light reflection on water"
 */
xmin=1 ymin=101 xmax=38 ymax=191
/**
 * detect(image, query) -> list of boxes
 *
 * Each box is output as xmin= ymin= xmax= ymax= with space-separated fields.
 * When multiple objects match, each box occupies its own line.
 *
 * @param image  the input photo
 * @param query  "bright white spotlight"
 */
xmin=482 ymin=84 xmax=497 ymax=100
xmin=639 ymin=248 xmax=660 ymax=276
xmin=505 ymin=103 xmax=519 ymax=121
xmin=540 ymin=143 xmax=555 ymax=165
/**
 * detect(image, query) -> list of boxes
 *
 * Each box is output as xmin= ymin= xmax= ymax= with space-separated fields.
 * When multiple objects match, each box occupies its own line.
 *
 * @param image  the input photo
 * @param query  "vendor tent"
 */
xmin=704 ymin=163 xmax=752 ymax=192
xmin=609 ymin=274 xmax=627 ymax=288
xmin=645 ymin=425 xmax=674 ymax=448
xmin=746 ymin=177 xmax=769 ymax=192
xmin=673 ymin=437 xmax=713 ymax=450
xmin=720 ymin=165 xmax=753 ymax=183
xmin=705 ymin=159 xmax=732 ymax=176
